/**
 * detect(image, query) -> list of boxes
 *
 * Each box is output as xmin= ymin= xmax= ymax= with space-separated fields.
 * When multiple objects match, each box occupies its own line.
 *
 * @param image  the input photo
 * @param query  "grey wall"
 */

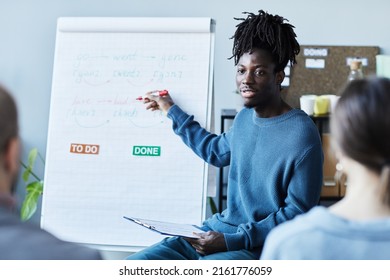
xmin=1 ymin=0 xmax=389 ymax=221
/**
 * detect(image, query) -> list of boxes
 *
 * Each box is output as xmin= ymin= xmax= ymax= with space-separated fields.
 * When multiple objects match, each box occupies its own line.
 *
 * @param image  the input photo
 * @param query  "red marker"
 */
xmin=136 ymin=90 xmax=169 ymax=100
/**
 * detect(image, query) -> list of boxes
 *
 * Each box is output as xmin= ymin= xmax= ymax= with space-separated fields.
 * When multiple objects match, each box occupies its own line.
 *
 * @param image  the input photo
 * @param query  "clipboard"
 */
xmin=123 ymin=216 xmax=205 ymax=239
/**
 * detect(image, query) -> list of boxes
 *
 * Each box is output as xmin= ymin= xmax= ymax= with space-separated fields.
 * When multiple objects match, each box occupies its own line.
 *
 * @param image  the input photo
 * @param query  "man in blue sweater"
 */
xmin=127 ymin=10 xmax=323 ymax=260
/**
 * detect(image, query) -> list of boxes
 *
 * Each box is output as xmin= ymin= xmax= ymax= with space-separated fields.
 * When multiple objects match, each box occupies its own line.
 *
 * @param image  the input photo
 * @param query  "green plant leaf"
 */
xmin=22 ymin=148 xmax=38 ymax=182
xmin=21 ymin=148 xmax=41 ymax=182
xmin=28 ymin=148 xmax=38 ymax=167
xmin=208 ymin=197 xmax=218 ymax=215
xmin=22 ymin=166 xmax=32 ymax=182
xmin=20 ymin=181 xmax=44 ymax=221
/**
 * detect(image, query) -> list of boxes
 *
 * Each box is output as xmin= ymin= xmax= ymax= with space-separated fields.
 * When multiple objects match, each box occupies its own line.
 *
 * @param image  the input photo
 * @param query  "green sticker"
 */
xmin=133 ymin=146 xmax=161 ymax=156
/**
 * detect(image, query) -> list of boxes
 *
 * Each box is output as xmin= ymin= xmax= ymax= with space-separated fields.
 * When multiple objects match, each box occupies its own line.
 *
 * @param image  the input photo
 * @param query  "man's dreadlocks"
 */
xmin=230 ymin=10 xmax=300 ymax=72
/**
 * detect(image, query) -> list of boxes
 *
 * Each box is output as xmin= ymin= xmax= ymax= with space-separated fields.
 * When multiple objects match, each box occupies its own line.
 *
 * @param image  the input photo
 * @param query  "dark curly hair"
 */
xmin=230 ymin=10 xmax=300 ymax=72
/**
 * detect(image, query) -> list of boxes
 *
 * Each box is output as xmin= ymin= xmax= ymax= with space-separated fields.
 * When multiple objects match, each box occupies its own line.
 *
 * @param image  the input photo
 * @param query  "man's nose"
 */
xmin=242 ymin=72 xmax=254 ymax=84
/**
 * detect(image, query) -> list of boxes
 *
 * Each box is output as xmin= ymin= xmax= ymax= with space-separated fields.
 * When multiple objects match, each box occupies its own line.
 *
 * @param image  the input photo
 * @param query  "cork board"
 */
xmin=282 ymin=45 xmax=380 ymax=108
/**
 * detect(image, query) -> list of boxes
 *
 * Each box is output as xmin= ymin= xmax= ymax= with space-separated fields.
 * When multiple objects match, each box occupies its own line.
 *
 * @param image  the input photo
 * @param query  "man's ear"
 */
xmin=276 ymin=70 xmax=285 ymax=86
xmin=4 ymin=138 xmax=20 ymax=175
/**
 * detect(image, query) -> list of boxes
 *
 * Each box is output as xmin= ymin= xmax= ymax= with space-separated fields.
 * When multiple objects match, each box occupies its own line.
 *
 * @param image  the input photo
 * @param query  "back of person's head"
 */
xmin=331 ymin=76 xmax=390 ymax=205
xmin=0 ymin=85 xmax=18 ymax=157
xmin=230 ymin=9 xmax=300 ymax=72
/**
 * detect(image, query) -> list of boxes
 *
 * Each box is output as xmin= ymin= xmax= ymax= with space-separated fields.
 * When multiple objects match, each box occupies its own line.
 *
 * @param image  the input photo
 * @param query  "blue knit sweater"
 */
xmin=261 ymin=206 xmax=390 ymax=259
xmin=167 ymin=105 xmax=323 ymax=254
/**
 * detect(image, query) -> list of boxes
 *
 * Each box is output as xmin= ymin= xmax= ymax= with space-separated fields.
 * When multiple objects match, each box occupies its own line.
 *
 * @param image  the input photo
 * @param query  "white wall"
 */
xmin=1 ymin=0 xmax=389 ymax=221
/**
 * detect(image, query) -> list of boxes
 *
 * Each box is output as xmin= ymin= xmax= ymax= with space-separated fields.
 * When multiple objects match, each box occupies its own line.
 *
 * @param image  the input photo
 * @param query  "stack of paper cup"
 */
xmin=314 ymin=96 xmax=330 ymax=115
xmin=323 ymin=94 xmax=341 ymax=113
xmin=299 ymin=95 xmax=316 ymax=115
xmin=376 ymin=55 xmax=390 ymax=78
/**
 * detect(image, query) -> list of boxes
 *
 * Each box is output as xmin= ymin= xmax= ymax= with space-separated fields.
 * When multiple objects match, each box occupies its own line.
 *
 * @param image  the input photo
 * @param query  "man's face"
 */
xmin=235 ymin=48 xmax=283 ymax=109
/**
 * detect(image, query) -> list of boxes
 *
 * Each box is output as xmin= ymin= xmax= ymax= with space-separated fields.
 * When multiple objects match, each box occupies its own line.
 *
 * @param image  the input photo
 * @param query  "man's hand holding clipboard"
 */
xmin=123 ymin=216 xmax=228 ymax=255
xmin=183 ymin=231 xmax=227 ymax=256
